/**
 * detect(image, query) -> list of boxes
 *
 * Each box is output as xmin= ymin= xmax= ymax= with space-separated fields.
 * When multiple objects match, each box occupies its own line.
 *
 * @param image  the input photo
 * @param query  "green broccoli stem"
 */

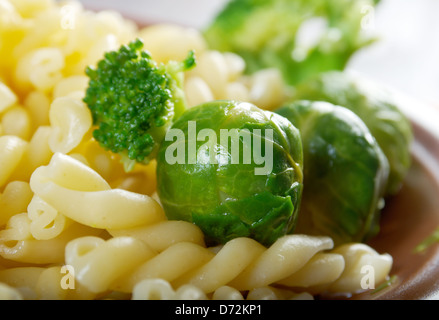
xmin=163 ymin=50 xmax=196 ymax=121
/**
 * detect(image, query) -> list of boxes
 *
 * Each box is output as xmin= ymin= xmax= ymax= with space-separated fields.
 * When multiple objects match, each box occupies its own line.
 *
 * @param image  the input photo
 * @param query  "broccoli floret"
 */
xmin=83 ymin=38 xmax=195 ymax=171
xmin=204 ymin=0 xmax=379 ymax=86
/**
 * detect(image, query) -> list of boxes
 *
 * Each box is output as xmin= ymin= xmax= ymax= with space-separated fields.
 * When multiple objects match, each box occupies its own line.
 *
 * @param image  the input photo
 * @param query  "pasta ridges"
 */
xmin=172 ymin=237 xmax=266 ymax=293
xmin=112 ymin=241 xmax=215 ymax=293
xmin=0 ymin=135 xmax=28 ymax=188
xmin=29 ymin=153 xmax=166 ymax=230
xmin=65 ymin=236 xmax=156 ymax=293
xmin=229 ymin=235 xmax=334 ymax=290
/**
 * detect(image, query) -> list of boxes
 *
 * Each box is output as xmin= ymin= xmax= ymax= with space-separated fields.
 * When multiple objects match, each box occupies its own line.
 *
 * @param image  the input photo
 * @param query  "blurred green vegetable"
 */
xmin=204 ymin=0 xmax=378 ymax=86
xmin=276 ymin=100 xmax=389 ymax=245
xmin=83 ymin=38 xmax=196 ymax=171
xmin=156 ymin=100 xmax=303 ymax=246
xmin=293 ymin=71 xmax=413 ymax=194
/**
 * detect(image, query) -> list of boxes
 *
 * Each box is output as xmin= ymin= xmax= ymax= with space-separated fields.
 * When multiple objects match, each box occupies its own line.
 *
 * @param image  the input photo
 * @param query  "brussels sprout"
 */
xmin=156 ymin=100 xmax=303 ymax=246
xmin=276 ymin=100 xmax=389 ymax=245
xmin=293 ymin=71 xmax=413 ymax=194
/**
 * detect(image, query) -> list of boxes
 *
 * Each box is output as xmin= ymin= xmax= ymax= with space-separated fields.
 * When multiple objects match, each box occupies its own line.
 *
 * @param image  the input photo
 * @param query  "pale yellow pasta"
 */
xmin=72 ymin=136 xmax=125 ymax=183
xmin=132 ymin=278 xmax=176 ymax=300
xmin=229 ymin=235 xmax=334 ymax=291
xmin=0 ymin=180 xmax=33 ymax=227
xmin=184 ymin=76 xmax=214 ymax=107
xmin=0 ymin=212 xmax=32 ymax=242
xmin=112 ymin=242 xmax=214 ymax=292
xmin=222 ymin=52 xmax=246 ymax=82
xmin=112 ymin=171 xmax=155 ymax=196
xmin=65 ymin=236 xmax=155 ymax=293
xmin=225 ymin=81 xmax=250 ymax=102
xmin=0 ymin=81 xmax=17 ymax=114
xmin=289 ymin=292 xmax=315 ymax=300
xmin=35 ymin=266 xmax=70 ymax=300
xmin=108 ymin=220 xmax=205 ymax=253
xmin=30 ymin=153 xmax=165 ymax=229
xmin=188 ymin=50 xmax=229 ymax=99
xmin=48 ymin=96 xmax=92 ymax=154
xmin=7 ymin=0 xmax=52 ymax=19
xmin=27 ymin=195 xmax=72 ymax=240
xmin=174 ymin=284 xmax=207 ymax=300
xmin=0 ymin=135 xmax=27 ymax=188
xmin=211 ymin=286 xmax=244 ymax=300
xmin=183 ymin=47 xmax=289 ymax=109
xmin=110 ymin=234 xmax=343 ymax=297
xmin=86 ymin=10 xmax=137 ymax=47
xmin=132 ymin=278 xmax=313 ymax=301
xmin=1 ymin=106 xmax=31 ymax=140
xmin=0 ymin=265 xmax=95 ymax=300
xmin=68 ymin=33 xmax=120 ymax=76
xmin=0 ymin=282 xmax=23 ymax=300
xmin=0 ymin=267 xmax=45 ymax=300
xmin=327 ymin=243 xmax=393 ymax=294
xmin=52 ymin=75 xmax=89 ymax=99
xmin=12 ymin=2 xmax=80 ymax=59
xmin=15 ymin=47 xmax=65 ymax=92
xmin=0 ymin=222 xmax=100 ymax=264
xmin=138 ymin=24 xmax=207 ymax=64
xmin=173 ymin=237 xmax=267 ymax=293
xmin=32 ymin=152 xmax=110 ymax=192
xmin=247 ymin=68 xmax=290 ymax=110
xmin=246 ymin=286 xmax=289 ymax=300
xmin=8 ymin=125 xmax=53 ymax=182
xmin=35 ymin=265 xmax=96 ymax=300
xmin=276 ymin=252 xmax=345 ymax=288
xmin=23 ymin=91 xmax=51 ymax=130
xmin=132 ymin=278 xmax=207 ymax=300
xmin=0 ymin=0 xmax=22 ymax=28
xmin=107 ymin=158 xmax=156 ymax=194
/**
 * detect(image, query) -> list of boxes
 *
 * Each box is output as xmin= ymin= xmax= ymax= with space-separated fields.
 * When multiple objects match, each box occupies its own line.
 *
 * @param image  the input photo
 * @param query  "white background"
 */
xmin=79 ymin=0 xmax=439 ymax=137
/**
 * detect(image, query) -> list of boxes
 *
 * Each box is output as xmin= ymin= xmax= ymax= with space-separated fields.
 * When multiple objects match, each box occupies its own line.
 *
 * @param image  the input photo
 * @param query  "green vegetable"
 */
xmin=156 ymin=100 xmax=303 ymax=246
xmin=83 ymin=38 xmax=196 ymax=171
xmin=371 ymin=274 xmax=397 ymax=294
xmin=276 ymin=100 xmax=389 ymax=245
xmin=204 ymin=0 xmax=378 ymax=86
xmin=414 ymin=227 xmax=439 ymax=253
xmin=293 ymin=71 xmax=413 ymax=194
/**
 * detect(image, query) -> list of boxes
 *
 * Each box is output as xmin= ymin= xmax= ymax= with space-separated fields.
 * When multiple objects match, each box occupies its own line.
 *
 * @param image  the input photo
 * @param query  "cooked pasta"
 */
xmin=0 ymin=82 xmax=17 ymax=114
xmin=0 ymin=282 xmax=23 ymax=300
xmin=29 ymin=153 xmax=165 ymax=230
xmin=63 ymin=231 xmax=392 ymax=298
xmin=1 ymin=106 xmax=31 ymax=140
xmin=0 ymin=135 xmax=28 ymax=188
xmin=0 ymin=180 xmax=33 ymax=226
xmin=0 ymin=0 xmax=394 ymax=300
xmin=15 ymin=47 xmax=65 ymax=93
xmin=48 ymin=96 xmax=92 ymax=154
xmin=0 ymin=221 xmax=100 ymax=264
xmin=27 ymin=195 xmax=72 ymax=240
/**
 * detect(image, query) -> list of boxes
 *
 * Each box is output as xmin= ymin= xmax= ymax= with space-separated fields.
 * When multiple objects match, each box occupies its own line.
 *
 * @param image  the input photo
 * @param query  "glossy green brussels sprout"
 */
xmin=276 ymin=100 xmax=389 ymax=245
xmin=293 ymin=71 xmax=413 ymax=194
xmin=156 ymin=100 xmax=303 ymax=246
